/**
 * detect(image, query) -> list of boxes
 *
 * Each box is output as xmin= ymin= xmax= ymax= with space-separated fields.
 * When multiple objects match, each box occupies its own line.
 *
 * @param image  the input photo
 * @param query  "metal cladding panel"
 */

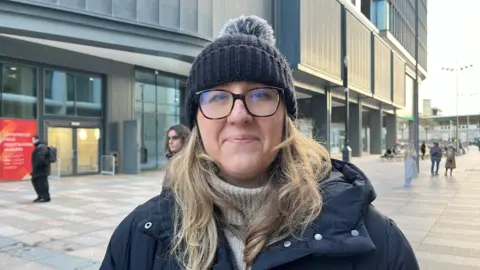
xmin=17 ymin=0 xmax=272 ymax=40
xmin=300 ymin=0 xmax=342 ymax=81
xmin=346 ymin=10 xmax=371 ymax=94
xmin=374 ymin=36 xmax=391 ymax=100
xmin=393 ymin=53 xmax=406 ymax=107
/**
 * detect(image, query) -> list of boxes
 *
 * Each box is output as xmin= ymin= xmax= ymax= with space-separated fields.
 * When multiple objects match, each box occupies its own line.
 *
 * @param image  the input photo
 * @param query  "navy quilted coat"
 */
xmin=100 ymin=160 xmax=419 ymax=270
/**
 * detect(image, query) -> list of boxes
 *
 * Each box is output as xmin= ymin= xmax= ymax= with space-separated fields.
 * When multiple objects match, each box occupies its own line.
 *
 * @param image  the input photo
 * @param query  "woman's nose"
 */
xmin=228 ymin=100 xmax=252 ymax=124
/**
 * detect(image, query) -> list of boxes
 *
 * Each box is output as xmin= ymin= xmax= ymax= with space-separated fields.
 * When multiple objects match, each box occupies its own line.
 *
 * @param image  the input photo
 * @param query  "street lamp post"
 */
xmin=400 ymin=123 xmax=406 ymax=143
xmin=441 ymin=63 xmax=474 ymax=150
xmin=413 ymin=0 xmax=420 ymax=170
xmin=424 ymin=126 xmax=430 ymax=142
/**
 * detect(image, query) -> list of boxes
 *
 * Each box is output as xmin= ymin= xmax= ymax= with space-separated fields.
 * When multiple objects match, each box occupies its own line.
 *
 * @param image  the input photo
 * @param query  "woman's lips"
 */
xmin=225 ymin=135 xmax=258 ymax=143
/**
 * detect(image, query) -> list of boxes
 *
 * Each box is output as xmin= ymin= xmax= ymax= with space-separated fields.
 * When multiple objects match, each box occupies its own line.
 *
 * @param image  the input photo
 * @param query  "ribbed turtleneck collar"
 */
xmin=210 ymin=175 xmax=266 ymax=226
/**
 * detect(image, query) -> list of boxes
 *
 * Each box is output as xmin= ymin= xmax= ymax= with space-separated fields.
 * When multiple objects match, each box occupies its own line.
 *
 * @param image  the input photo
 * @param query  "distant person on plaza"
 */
xmin=420 ymin=141 xmax=426 ymax=160
xmin=404 ymin=142 xmax=418 ymax=188
xmin=31 ymin=135 xmax=51 ymax=203
xmin=445 ymin=144 xmax=457 ymax=176
xmin=429 ymin=142 xmax=442 ymax=176
xmin=165 ymin=124 xmax=190 ymax=160
xmin=101 ymin=15 xmax=418 ymax=270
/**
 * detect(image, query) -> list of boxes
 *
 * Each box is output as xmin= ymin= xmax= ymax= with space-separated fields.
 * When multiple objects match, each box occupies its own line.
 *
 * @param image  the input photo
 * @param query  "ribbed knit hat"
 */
xmin=185 ymin=15 xmax=297 ymax=129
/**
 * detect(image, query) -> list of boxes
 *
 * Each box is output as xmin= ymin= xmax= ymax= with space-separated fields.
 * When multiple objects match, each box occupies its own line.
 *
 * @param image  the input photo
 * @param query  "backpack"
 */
xmin=47 ymin=146 xmax=57 ymax=163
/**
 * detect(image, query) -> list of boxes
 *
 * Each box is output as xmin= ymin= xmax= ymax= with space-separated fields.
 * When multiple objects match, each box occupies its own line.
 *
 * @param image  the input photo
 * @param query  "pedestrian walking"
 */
xmin=430 ymin=142 xmax=442 ymax=176
xmin=420 ymin=141 xmax=426 ymax=160
xmin=101 ymin=15 xmax=418 ymax=270
xmin=31 ymin=135 xmax=51 ymax=203
xmin=445 ymin=144 xmax=456 ymax=176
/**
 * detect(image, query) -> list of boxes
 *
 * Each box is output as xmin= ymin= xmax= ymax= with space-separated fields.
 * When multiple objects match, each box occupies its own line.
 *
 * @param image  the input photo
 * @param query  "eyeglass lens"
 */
xmin=198 ymin=88 xmax=280 ymax=119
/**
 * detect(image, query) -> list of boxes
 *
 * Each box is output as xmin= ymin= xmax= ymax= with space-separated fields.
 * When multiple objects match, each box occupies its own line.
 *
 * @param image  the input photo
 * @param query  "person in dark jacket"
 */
xmin=164 ymin=124 xmax=190 ymax=160
xmin=31 ymin=135 xmax=51 ymax=203
xmin=429 ymin=142 xmax=442 ymax=176
xmin=101 ymin=15 xmax=418 ymax=270
xmin=420 ymin=142 xmax=426 ymax=160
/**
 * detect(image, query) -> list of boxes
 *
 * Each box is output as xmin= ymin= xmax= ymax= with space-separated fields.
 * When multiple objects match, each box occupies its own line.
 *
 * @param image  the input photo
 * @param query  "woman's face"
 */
xmin=196 ymin=82 xmax=285 ymax=187
xmin=168 ymin=130 xmax=183 ymax=152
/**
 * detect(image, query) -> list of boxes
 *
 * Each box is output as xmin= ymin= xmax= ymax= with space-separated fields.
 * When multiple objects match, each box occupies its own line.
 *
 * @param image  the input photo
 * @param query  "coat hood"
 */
xmin=136 ymin=159 xmax=378 ymax=269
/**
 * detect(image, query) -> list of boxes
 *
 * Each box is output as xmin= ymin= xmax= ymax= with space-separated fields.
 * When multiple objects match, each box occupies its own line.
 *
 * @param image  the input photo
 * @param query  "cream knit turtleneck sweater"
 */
xmin=210 ymin=176 xmax=265 ymax=270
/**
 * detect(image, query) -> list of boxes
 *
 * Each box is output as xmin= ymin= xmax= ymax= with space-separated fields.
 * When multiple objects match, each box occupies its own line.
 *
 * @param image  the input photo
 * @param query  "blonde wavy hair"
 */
xmin=164 ymin=116 xmax=331 ymax=270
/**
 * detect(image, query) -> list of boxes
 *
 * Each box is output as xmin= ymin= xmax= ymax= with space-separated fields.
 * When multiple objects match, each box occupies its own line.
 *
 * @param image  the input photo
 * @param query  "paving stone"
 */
xmin=7 ymin=246 xmax=60 ymax=261
xmin=0 ymin=241 xmax=27 ymax=252
xmin=0 ymin=236 xmax=19 ymax=248
xmin=12 ymin=233 xmax=52 ymax=246
xmin=66 ymin=246 xmax=106 ymax=261
xmin=62 ymin=235 xmax=105 ymax=247
xmin=78 ymin=262 xmax=103 ymax=270
xmin=0 ymin=252 xmax=25 ymax=267
xmin=36 ymin=254 xmax=95 ymax=270
xmin=36 ymin=228 xmax=78 ymax=239
xmin=38 ymin=239 xmax=84 ymax=253
xmin=57 ymin=215 xmax=91 ymax=223
xmin=9 ymin=261 xmax=56 ymax=270
xmin=0 ymin=225 xmax=28 ymax=237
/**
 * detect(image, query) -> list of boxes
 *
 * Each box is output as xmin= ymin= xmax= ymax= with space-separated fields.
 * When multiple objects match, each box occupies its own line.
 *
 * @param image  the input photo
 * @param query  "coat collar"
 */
xmin=137 ymin=159 xmax=377 ymax=269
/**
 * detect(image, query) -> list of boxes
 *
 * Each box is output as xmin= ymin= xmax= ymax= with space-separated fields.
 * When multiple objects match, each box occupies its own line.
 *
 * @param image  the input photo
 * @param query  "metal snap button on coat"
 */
xmin=283 ymin=241 xmax=291 ymax=247
xmin=351 ymin=230 xmax=359 ymax=236
xmin=314 ymin=233 xmax=323 ymax=240
xmin=144 ymin=222 xmax=153 ymax=229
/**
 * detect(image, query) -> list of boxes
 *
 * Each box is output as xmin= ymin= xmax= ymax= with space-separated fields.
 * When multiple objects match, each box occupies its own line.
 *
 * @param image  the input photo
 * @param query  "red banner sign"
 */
xmin=0 ymin=119 xmax=37 ymax=181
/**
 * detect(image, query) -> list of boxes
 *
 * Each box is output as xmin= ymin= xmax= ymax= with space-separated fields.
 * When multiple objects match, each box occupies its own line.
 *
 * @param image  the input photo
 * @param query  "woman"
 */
xmin=404 ymin=142 xmax=418 ymax=188
xmin=101 ymin=15 xmax=418 ymax=270
xmin=445 ymin=144 xmax=457 ymax=176
xmin=165 ymin=124 xmax=190 ymax=160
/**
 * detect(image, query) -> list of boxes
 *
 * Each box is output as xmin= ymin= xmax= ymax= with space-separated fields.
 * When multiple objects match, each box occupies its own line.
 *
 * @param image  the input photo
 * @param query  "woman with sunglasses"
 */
xmin=165 ymin=124 xmax=190 ymax=160
xmin=101 ymin=15 xmax=418 ymax=270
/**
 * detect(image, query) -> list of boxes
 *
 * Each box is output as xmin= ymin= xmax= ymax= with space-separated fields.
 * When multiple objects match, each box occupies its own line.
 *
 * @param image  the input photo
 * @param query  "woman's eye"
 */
xmin=200 ymin=91 xmax=230 ymax=104
xmin=251 ymin=89 xmax=273 ymax=100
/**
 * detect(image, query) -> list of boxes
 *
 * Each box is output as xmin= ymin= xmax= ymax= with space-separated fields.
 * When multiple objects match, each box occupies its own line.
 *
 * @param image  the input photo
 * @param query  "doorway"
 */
xmin=46 ymin=123 xmax=101 ymax=177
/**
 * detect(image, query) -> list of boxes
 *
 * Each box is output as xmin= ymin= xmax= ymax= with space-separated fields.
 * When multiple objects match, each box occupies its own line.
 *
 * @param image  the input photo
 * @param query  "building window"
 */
xmin=44 ymin=70 xmax=103 ymax=117
xmin=1 ymin=64 xmax=37 ymax=119
xmin=135 ymin=69 xmax=184 ymax=170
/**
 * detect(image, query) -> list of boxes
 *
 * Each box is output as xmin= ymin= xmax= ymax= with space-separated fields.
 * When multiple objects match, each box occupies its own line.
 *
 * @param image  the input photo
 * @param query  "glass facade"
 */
xmin=135 ymin=69 xmax=185 ymax=170
xmin=331 ymin=100 xmax=346 ymax=155
xmin=44 ymin=70 xmax=102 ymax=117
xmin=0 ymin=64 xmax=37 ymax=119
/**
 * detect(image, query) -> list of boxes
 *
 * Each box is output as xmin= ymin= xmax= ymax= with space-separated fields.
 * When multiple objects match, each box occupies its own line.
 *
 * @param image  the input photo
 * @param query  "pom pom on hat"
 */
xmin=219 ymin=15 xmax=276 ymax=46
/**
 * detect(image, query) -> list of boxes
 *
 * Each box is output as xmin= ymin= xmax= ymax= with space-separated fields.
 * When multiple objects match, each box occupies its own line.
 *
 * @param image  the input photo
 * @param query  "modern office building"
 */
xmin=0 ymin=0 xmax=427 ymax=180
xmin=421 ymin=115 xmax=480 ymax=143
xmin=277 ymin=0 xmax=428 ymax=155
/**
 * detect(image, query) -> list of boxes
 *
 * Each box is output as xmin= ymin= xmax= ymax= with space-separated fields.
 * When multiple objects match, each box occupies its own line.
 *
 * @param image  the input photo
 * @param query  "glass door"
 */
xmin=48 ymin=127 xmax=74 ymax=176
xmin=47 ymin=124 xmax=101 ymax=176
xmin=76 ymin=128 xmax=100 ymax=174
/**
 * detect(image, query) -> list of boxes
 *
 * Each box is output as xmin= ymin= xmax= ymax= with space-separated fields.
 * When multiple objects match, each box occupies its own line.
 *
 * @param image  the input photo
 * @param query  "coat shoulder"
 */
xmin=362 ymin=205 xmax=419 ymax=270
xmin=100 ymin=189 xmax=175 ymax=270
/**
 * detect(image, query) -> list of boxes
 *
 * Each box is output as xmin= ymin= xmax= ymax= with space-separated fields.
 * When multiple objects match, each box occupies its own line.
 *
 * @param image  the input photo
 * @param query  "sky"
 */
xmin=420 ymin=0 xmax=480 ymax=116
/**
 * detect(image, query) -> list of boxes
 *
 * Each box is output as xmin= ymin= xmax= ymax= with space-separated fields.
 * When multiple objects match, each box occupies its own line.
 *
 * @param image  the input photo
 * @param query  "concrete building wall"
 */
xmin=14 ymin=0 xmax=273 ymax=40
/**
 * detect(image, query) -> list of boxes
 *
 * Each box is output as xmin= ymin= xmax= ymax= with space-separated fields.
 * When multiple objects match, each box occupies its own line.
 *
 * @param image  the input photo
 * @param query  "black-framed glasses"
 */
xmin=195 ymin=87 xmax=284 ymax=120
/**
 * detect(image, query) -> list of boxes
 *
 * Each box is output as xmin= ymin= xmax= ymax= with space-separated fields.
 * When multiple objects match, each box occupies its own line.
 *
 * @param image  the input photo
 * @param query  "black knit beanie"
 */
xmin=185 ymin=15 xmax=297 ymax=129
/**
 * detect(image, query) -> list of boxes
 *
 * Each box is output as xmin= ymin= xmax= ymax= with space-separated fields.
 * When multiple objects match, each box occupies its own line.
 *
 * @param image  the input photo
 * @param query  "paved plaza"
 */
xmin=1 ymin=152 xmax=480 ymax=269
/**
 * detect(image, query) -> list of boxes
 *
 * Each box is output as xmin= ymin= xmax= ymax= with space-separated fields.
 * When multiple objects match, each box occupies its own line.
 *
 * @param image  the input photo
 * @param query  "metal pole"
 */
xmin=413 ymin=0 xmax=420 ymax=169
xmin=455 ymin=62 xmax=459 ymax=150
xmin=341 ymin=6 xmax=351 ymax=162
xmin=467 ymin=115 xmax=469 ymax=148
